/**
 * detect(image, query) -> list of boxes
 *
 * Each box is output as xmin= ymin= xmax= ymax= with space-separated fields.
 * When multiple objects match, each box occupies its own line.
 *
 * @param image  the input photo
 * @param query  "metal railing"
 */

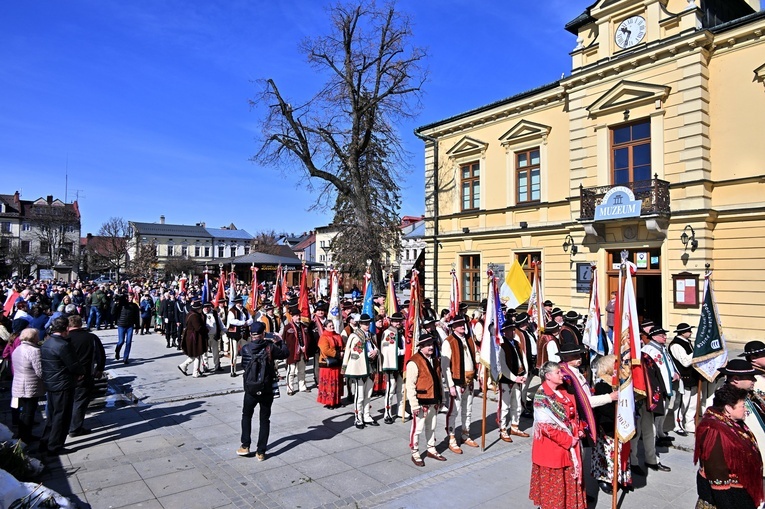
xmin=578 ymin=174 xmax=670 ymax=221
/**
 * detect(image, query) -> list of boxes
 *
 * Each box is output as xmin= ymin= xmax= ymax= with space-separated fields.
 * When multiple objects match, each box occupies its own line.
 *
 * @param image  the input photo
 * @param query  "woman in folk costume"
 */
xmin=316 ymin=320 xmax=344 ymax=409
xmin=590 ymin=354 xmax=632 ymax=495
xmin=695 ymin=383 xmax=764 ymax=509
xmin=529 ymin=361 xmax=587 ymax=509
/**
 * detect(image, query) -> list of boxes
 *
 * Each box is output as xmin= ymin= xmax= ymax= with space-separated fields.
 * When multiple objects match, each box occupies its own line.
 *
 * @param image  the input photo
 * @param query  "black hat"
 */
xmin=640 ymin=319 xmax=654 ymax=329
xmin=417 ymin=332 xmax=436 ymax=347
xmin=422 ymin=318 xmax=436 ymax=328
xmin=718 ymin=359 xmax=757 ymax=377
xmin=389 ymin=312 xmax=404 ymax=322
xmin=558 ymin=341 xmax=585 ymax=357
xmin=564 ymin=310 xmax=580 ymax=322
xmin=740 ymin=341 xmax=765 ymax=360
xmin=544 ymin=321 xmax=560 ymax=333
xmin=674 ymin=323 xmax=693 ymax=334
xmin=515 ymin=312 xmax=530 ymax=325
xmin=500 ymin=322 xmax=514 ymax=333
xmin=423 ymin=298 xmax=431 ymax=305
xmin=341 ymin=301 xmax=354 ymax=310
xmin=233 ymin=296 xmax=244 ymax=303
xmin=288 ymin=305 xmax=300 ymax=315
xmin=479 ymin=299 xmax=487 ymax=311
xmin=551 ymin=307 xmax=563 ymax=318
xmin=450 ymin=317 xmax=466 ymax=328
xmin=263 ymin=302 xmax=275 ymax=310
xmin=202 ymin=301 xmax=213 ymax=308
xmin=459 ymin=302 xmax=468 ymax=311
xmin=250 ymin=321 xmax=265 ymax=335
xmin=543 ymin=300 xmax=554 ymax=307
xmin=648 ymin=326 xmax=668 ymax=337
xmin=190 ymin=300 xmax=203 ymax=310
xmin=315 ymin=301 xmax=328 ymax=311
xmin=374 ymin=293 xmax=384 ymax=299
xmin=359 ymin=313 xmax=372 ymax=324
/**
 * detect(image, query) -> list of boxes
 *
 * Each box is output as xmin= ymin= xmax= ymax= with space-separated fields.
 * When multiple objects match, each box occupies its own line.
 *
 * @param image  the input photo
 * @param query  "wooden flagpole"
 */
xmin=612 ymin=256 xmax=628 ymax=509
xmin=481 ymin=365 xmax=488 ymax=451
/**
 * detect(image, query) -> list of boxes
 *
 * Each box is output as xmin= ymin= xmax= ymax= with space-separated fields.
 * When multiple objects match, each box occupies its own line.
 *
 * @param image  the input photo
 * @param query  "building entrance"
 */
xmin=607 ymin=248 xmax=663 ymax=326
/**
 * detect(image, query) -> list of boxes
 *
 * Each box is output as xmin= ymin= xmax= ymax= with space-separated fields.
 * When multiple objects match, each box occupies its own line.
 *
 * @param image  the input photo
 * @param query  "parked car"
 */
xmin=398 ymin=278 xmax=410 ymax=290
xmin=93 ymin=276 xmax=113 ymax=284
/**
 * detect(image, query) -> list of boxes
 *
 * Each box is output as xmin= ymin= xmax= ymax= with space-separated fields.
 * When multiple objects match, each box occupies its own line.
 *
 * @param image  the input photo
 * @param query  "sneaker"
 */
xmin=256 ymin=452 xmax=265 ymax=461
xmin=236 ymin=446 xmax=250 ymax=456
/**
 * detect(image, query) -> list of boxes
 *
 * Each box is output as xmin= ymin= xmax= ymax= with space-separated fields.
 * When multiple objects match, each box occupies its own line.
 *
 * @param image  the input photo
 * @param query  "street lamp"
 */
xmin=562 ymin=234 xmax=578 ymax=256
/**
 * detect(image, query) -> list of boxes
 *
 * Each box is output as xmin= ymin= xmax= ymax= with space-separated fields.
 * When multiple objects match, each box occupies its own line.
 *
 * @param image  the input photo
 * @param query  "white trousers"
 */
xmin=180 ymin=356 xmax=203 ymax=376
xmin=206 ymin=337 xmax=220 ymax=369
xmin=409 ymin=405 xmax=437 ymax=453
xmin=446 ymin=382 xmax=474 ymax=437
xmin=228 ymin=336 xmax=239 ymax=373
xmin=384 ymin=372 xmax=403 ymax=419
xmin=497 ymin=382 xmax=522 ymax=430
xmin=353 ymin=377 xmax=373 ymax=424
xmin=287 ymin=359 xmax=308 ymax=392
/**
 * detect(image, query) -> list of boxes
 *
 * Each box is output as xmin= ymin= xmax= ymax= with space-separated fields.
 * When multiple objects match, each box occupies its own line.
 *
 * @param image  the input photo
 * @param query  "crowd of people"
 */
xmin=3 ymin=276 xmax=765 ymax=509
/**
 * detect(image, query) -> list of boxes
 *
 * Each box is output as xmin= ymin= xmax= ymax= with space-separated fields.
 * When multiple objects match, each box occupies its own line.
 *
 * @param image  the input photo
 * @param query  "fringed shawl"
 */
xmin=533 ymin=384 xmax=582 ymax=481
xmin=694 ymin=407 xmax=764 ymax=506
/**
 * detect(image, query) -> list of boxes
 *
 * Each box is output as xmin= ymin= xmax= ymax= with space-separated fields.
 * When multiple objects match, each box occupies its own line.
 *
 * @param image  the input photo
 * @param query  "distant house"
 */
xmin=128 ymin=216 xmax=252 ymax=274
xmin=293 ymin=231 xmax=316 ymax=263
xmin=0 ymin=191 xmax=81 ymax=281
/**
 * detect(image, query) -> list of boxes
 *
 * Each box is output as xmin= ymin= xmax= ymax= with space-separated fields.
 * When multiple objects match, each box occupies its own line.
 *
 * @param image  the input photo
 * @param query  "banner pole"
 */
xmin=612 ymin=258 xmax=628 ymax=508
xmin=481 ymin=365 xmax=488 ymax=451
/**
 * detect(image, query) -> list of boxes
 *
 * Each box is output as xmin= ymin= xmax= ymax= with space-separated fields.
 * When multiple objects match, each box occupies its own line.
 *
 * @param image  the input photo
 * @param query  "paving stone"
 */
xmin=157 ymin=485 xmax=232 ymax=509
xmin=132 ymin=455 xmax=195 ymax=479
xmin=143 ymin=468 xmax=213 ymax=498
xmin=77 ymin=463 xmax=141 ymax=492
xmin=83 ymin=479 xmax=156 ymax=508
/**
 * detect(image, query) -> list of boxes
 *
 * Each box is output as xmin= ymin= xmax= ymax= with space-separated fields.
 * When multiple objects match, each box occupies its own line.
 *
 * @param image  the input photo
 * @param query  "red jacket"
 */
xmin=531 ymin=382 xmax=579 ymax=469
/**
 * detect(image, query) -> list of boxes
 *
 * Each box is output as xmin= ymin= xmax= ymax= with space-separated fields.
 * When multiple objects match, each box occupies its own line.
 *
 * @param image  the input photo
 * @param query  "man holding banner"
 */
xmin=442 ymin=317 xmax=479 ymax=453
xmin=497 ymin=322 xmax=528 ymax=442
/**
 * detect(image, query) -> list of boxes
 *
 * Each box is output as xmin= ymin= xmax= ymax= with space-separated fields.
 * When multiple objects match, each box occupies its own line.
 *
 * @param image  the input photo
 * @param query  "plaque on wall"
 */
xmin=672 ymin=272 xmax=700 ymax=308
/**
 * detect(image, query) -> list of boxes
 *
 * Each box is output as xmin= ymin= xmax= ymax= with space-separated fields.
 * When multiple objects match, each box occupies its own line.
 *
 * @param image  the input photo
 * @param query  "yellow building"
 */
xmin=415 ymin=0 xmax=765 ymax=344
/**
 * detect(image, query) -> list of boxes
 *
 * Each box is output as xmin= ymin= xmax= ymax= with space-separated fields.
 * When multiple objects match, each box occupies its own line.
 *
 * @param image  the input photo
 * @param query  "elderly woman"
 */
xmin=317 ymin=320 xmax=344 ymax=409
xmin=695 ymin=384 xmax=763 ymax=509
xmin=11 ymin=328 xmax=45 ymax=443
xmin=590 ymin=354 xmax=632 ymax=495
xmin=529 ymin=361 xmax=586 ymax=509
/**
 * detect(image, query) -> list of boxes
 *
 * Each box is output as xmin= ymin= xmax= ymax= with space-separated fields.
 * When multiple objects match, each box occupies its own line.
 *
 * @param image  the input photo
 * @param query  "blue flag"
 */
xmin=201 ymin=274 xmax=209 ymax=305
xmin=362 ymin=279 xmax=375 ymax=334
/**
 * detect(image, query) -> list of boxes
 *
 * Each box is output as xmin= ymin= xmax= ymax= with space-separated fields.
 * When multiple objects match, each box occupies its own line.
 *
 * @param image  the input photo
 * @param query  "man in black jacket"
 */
xmin=237 ymin=322 xmax=289 ymax=461
xmin=67 ymin=314 xmax=106 ymax=436
xmin=40 ymin=316 xmax=84 ymax=454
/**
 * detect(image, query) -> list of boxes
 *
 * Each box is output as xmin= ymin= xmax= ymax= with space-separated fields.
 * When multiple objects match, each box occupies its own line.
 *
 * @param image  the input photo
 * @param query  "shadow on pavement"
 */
xmin=267 ymin=413 xmax=356 ymax=457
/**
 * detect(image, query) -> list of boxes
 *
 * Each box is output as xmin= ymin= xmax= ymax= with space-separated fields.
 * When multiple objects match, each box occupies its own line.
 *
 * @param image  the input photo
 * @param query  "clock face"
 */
xmin=615 ymin=15 xmax=646 ymax=49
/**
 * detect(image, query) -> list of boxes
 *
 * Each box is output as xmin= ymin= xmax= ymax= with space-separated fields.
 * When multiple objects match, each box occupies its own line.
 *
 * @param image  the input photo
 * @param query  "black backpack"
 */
xmin=244 ymin=345 xmax=273 ymax=395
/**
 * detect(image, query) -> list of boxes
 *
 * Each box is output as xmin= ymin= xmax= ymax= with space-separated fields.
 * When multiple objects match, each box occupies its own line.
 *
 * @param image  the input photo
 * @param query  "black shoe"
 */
xmin=355 ymin=422 xmax=365 ymax=430
xmin=365 ymin=420 xmax=380 ymax=427
xmin=123 ymin=359 xmax=130 ymax=364
xmin=178 ymin=366 xmax=189 ymax=377
xmin=114 ymin=351 xmax=120 ymax=360
xmin=645 ymin=462 xmax=671 ymax=472
xmin=656 ymin=438 xmax=673 ymax=447
xmin=166 ymin=344 xmax=172 ymax=348
xmin=69 ymin=428 xmax=92 ymax=437
xmin=46 ymin=447 xmax=74 ymax=456
xmin=630 ymin=465 xmax=646 ymax=476
xmin=598 ymin=481 xmax=613 ymax=495
xmin=383 ymin=416 xmax=394 ymax=424
xmin=674 ymin=429 xmax=689 ymax=437
xmin=521 ymin=408 xmax=533 ymax=418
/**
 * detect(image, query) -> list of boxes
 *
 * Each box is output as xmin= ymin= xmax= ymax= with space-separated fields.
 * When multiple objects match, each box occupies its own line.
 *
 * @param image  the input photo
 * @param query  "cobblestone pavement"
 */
xmin=3 ymin=328 xmax=701 ymax=509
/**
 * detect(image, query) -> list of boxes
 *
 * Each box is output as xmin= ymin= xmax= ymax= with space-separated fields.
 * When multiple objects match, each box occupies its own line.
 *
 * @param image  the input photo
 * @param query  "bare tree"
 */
xmin=93 ymin=217 xmax=131 ymax=277
xmin=28 ymin=201 xmax=80 ymax=269
xmin=253 ymin=0 xmax=426 ymax=291
xmin=131 ymin=239 xmax=159 ymax=280
xmin=250 ymin=230 xmax=286 ymax=255
xmin=163 ymin=257 xmax=198 ymax=280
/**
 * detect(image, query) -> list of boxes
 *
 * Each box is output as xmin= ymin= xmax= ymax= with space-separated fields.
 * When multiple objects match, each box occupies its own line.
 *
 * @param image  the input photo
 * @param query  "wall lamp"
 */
xmin=562 ymin=234 xmax=578 ymax=256
xmin=680 ymin=225 xmax=698 ymax=252
xmin=462 ymin=227 xmax=470 ymax=234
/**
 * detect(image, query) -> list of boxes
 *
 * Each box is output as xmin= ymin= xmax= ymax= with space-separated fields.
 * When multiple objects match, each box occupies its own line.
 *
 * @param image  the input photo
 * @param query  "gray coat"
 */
xmin=11 ymin=342 xmax=45 ymax=399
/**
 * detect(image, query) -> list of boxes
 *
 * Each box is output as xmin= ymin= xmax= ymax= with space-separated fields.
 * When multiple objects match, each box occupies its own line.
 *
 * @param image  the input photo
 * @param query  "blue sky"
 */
xmin=1 ymin=1 xmax=587 ymax=237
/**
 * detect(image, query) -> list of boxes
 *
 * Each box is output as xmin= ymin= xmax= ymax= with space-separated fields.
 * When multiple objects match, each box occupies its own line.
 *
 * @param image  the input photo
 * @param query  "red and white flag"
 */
xmin=449 ymin=268 xmax=460 ymax=318
xmin=616 ymin=261 xmax=644 ymax=442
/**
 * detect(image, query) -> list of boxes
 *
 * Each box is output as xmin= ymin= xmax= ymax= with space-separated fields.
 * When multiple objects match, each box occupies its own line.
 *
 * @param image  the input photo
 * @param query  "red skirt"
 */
xmin=317 ymin=366 xmax=342 ymax=406
xmin=529 ymin=463 xmax=587 ymax=509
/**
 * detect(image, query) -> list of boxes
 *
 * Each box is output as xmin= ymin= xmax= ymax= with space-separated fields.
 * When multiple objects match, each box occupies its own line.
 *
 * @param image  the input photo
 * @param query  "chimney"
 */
xmin=47 ymin=195 xmax=53 ymax=205
xmin=160 ymin=215 xmax=165 ymax=224
xmin=13 ymin=191 xmax=20 ymax=206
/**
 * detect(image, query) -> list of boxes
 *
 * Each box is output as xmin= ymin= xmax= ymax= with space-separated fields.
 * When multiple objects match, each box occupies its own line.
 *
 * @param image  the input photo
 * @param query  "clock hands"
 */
xmin=620 ymin=25 xmax=631 ymax=46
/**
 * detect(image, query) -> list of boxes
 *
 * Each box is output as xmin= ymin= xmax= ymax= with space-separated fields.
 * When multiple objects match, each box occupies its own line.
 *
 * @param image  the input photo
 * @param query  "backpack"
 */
xmin=244 ymin=344 xmax=274 ymax=395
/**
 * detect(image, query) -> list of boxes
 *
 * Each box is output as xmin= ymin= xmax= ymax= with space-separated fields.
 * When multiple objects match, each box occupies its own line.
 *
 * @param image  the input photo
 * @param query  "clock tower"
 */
xmin=567 ymin=0 xmax=761 ymax=70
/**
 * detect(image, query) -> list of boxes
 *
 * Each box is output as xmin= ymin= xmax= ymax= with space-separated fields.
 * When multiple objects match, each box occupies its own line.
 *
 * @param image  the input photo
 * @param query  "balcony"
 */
xmin=578 ymin=175 xmax=670 ymax=238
